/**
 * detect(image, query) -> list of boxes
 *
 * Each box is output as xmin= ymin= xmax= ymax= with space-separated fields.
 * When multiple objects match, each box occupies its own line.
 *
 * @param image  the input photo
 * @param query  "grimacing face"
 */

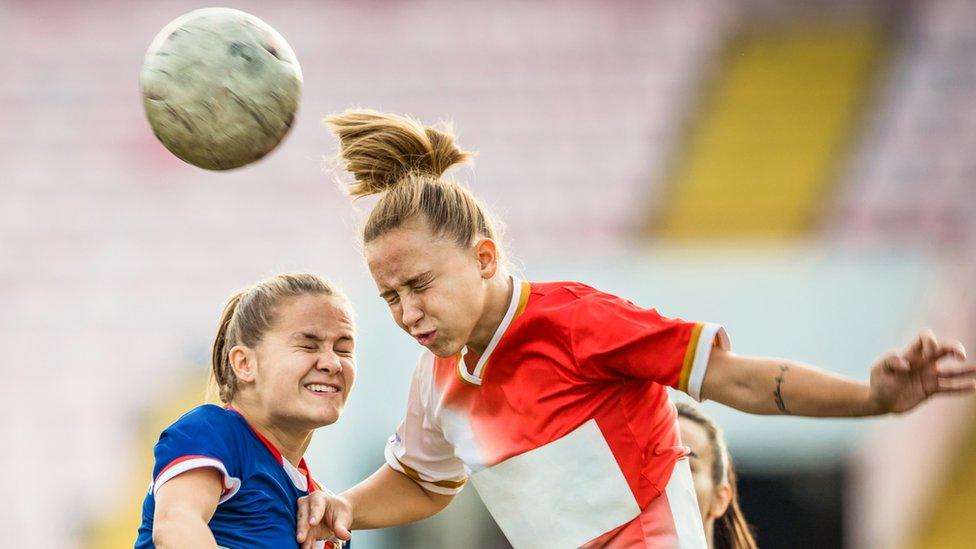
xmin=365 ymin=218 xmax=491 ymax=358
xmin=245 ymin=294 xmax=356 ymax=430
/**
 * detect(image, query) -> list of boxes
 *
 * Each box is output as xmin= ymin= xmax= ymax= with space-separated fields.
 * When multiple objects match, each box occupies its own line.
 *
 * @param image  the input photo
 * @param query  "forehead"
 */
xmin=678 ymin=417 xmax=713 ymax=459
xmin=365 ymin=223 xmax=457 ymax=287
xmin=271 ymin=294 xmax=355 ymax=333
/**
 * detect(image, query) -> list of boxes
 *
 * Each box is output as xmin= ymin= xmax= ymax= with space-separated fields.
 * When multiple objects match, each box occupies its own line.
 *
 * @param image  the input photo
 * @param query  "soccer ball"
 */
xmin=140 ymin=8 xmax=302 ymax=170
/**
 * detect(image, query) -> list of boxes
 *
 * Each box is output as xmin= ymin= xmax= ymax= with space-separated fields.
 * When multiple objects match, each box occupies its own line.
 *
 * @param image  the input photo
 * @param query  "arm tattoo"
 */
xmin=773 ymin=364 xmax=791 ymax=415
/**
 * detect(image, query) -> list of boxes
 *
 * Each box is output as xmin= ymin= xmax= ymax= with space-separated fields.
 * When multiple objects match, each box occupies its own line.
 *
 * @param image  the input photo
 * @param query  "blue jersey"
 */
xmin=135 ymin=404 xmax=339 ymax=549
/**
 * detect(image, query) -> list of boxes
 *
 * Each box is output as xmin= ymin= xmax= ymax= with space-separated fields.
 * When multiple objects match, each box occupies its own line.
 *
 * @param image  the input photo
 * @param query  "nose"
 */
xmin=400 ymin=295 xmax=424 ymax=328
xmin=316 ymin=350 xmax=343 ymax=374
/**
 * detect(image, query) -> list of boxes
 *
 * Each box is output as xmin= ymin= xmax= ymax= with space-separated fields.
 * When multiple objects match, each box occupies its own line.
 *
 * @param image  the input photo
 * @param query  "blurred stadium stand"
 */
xmin=0 ymin=1 xmax=973 ymax=548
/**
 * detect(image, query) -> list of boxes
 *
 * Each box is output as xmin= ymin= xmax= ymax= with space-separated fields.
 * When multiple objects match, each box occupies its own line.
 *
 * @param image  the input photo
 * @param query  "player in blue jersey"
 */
xmin=135 ymin=273 xmax=355 ymax=548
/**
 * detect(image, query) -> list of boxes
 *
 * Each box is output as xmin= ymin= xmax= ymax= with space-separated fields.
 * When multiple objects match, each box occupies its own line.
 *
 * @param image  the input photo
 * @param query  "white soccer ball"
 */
xmin=140 ymin=8 xmax=302 ymax=170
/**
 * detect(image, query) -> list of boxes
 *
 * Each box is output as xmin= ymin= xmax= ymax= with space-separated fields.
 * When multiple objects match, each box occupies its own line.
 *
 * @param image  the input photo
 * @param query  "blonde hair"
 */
xmin=209 ymin=273 xmax=346 ymax=404
xmin=326 ymin=109 xmax=501 ymax=250
xmin=676 ymin=401 xmax=757 ymax=549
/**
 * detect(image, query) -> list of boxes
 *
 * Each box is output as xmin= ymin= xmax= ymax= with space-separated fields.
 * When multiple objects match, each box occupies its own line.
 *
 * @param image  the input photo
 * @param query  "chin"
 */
xmin=427 ymin=337 xmax=463 ymax=358
xmin=315 ymin=417 xmax=339 ymax=428
xmin=429 ymin=343 xmax=461 ymax=358
xmin=316 ymin=409 xmax=342 ymax=427
xmin=297 ymin=407 xmax=342 ymax=429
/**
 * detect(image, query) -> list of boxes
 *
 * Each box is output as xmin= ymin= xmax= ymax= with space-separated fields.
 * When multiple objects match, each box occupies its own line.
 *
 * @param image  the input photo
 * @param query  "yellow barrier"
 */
xmin=655 ymin=21 xmax=886 ymax=240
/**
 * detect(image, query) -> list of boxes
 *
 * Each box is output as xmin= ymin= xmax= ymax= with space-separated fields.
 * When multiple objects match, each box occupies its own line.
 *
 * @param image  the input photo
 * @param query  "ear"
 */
xmin=228 ymin=345 xmax=257 ymax=384
xmin=708 ymin=482 xmax=733 ymax=520
xmin=473 ymin=238 xmax=499 ymax=279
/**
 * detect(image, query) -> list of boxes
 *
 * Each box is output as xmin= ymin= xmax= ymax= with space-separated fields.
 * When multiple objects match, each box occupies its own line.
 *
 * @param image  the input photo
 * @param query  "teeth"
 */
xmin=305 ymin=384 xmax=338 ymax=393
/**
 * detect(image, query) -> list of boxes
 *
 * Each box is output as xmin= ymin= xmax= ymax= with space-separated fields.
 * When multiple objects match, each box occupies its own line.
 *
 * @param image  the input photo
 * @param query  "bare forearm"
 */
xmin=343 ymin=465 xmax=453 ymax=529
xmin=702 ymin=352 xmax=879 ymax=417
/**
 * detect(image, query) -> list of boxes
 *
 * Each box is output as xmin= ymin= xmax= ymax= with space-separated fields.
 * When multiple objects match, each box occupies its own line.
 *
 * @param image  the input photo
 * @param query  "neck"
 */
xmin=466 ymin=273 xmax=514 ymax=356
xmin=231 ymin=402 xmax=312 ymax=467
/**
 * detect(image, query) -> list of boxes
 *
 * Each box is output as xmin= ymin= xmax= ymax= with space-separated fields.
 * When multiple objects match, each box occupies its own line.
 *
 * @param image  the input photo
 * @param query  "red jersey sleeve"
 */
xmin=569 ymin=291 xmax=729 ymax=400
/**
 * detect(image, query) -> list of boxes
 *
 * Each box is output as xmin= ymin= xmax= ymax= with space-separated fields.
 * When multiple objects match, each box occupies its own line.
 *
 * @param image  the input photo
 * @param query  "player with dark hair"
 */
xmin=676 ymin=401 xmax=756 ymax=549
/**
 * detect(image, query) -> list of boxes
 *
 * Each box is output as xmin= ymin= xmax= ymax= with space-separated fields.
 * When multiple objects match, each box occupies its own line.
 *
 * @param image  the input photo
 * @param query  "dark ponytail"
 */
xmin=712 ymin=454 xmax=757 ymax=549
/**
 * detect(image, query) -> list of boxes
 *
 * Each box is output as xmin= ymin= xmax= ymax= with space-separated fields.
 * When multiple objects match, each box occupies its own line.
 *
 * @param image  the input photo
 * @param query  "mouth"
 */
xmin=413 ymin=330 xmax=436 ymax=346
xmin=304 ymin=383 xmax=342 ymax=397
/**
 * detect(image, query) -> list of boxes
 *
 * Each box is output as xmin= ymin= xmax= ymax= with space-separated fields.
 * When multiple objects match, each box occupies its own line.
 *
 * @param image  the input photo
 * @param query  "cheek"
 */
xmin=690 ymin=471 xmax=714 ymax=510
xmin=439 ymin=286 xmax=474 ymax=318
xmin=343 ymin=360 xmax=357 ymax=388
xmin=389 ymin=304 xmax=404 ymax=326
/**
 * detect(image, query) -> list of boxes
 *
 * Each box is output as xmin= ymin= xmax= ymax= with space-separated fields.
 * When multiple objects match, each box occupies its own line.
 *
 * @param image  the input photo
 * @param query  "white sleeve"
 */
xmin=384 ymin=352 xmax=468 ymax=495
xmin=686 ymin=323 xmax=731 ymax=402
xmin=153 ymin=456 xmax=242 ymax=504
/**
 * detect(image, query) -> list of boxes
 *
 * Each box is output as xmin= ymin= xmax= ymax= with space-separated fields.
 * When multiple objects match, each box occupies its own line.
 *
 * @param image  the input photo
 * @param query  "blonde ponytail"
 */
xmin=210 ymin=291 xmax=245 ymax=404
xmin=326 ymin=109 xmax=472 ymax=198
xmin=327 ymin=109 xmax=501 ymax=252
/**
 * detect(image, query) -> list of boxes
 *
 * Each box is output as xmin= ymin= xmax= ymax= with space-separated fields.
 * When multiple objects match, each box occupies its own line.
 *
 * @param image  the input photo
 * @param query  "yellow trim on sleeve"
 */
xmin=678 ymin=323 xmax=704 ymax=393
xmin=396 ymin=458 xmax=467 ymax=490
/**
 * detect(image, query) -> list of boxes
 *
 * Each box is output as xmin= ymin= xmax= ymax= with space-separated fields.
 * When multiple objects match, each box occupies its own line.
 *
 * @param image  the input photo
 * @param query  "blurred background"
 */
xmin=2 ymin=0 xmax=974 ymax=547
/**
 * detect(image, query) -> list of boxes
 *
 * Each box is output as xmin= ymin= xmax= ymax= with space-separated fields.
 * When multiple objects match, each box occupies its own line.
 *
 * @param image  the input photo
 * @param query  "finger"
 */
xmin=296 ymin=497 xmax=309 ymax=542
xmin=881 ymin=353 xmax=911 ymax=373
xmin=938 ymin=378 xmax=976 ymax=393
xmin=309 ymin=493 xmax=326 ymax=526
xmin=938 ymin=361 xmax=976 ymax=378
xmin=906 ymin=329 xmax=939 ymax=361
xmin=936 ymin=339 xmax=967 ymax=362
xmin=334 ymin=515 xmax=352 ymax=540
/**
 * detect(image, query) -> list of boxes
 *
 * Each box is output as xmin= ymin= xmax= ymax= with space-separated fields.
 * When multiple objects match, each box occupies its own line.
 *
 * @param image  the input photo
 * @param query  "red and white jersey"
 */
xmin=385 ymin=277 xmax=729 ymax=548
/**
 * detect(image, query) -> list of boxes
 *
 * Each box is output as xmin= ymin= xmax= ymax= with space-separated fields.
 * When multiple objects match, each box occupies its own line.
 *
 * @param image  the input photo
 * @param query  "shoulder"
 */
xmin=413 ymin=349 xmax=444 ymax=404
xmin=163 ymin=404 xmax=246 ymax=440
xmin=152 ymin=405 xmax=250 ymax=488
xmin=527 ymin=280 xmax=620 ymax=307
xmin=525 ymin=280 xmax=626 ymax=323
xmin=528 ymin=280 xmax=601 ymax=300
xmin=174 ymin=403 xmax=239 ymax=426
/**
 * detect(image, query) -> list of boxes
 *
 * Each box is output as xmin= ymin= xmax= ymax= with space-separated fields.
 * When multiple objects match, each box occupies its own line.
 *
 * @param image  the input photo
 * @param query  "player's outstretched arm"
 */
xmin=151 ymin=467 xmax=222 ymax=548
xmin=700 ymin=329 xmax=976 ymax=417
xmin=296 ymin=464 xmax=455 ymax=548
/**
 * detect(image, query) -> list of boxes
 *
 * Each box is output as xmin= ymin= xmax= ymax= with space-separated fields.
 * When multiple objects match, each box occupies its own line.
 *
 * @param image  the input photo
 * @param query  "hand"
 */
xmin=296 ymin=490 xmax=353 ymax=549
xmin=869 ymin=329 xmax=976 ymax=414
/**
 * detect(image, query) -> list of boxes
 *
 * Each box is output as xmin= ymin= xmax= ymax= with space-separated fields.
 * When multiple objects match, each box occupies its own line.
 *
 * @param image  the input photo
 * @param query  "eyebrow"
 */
xmin=380 ymin=271 xmax=433 ymax=298
xmin=290 ymin=331 xmax=324 ymax=342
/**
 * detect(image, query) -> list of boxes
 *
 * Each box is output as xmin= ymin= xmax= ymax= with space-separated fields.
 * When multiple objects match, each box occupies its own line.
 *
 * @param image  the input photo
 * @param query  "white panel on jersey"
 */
xmin=664 ymin=458 xmax=708 ymax=549
xmin=470 ymin=419 xmax=640 ymax=549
